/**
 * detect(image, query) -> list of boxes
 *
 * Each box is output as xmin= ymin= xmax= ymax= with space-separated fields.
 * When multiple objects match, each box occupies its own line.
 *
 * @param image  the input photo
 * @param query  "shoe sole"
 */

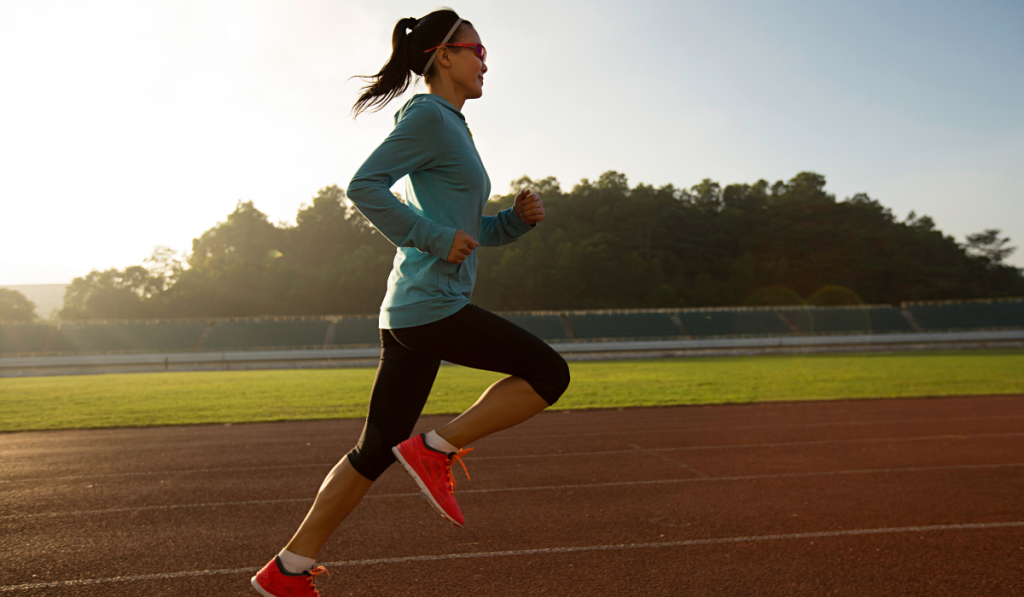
xmin=250 ymin=576 xmax=274 ymax=597
xmin=392 ymin=445 xmax=463 ymax=527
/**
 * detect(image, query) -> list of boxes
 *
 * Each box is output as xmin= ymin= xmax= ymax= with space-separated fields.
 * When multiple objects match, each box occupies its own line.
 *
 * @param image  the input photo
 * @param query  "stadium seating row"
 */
xmin=202 ymin=319 xmax=329 ymax=350
xmin=0 ymin=324 xmax=50 ymax=354
xmin=1 ymin=300 xmax=1020 ymax=355
xmin=904 ymin=301 xmax=1024 ymax=332
xmin=52 ymin=321 xmax=207 ymax=353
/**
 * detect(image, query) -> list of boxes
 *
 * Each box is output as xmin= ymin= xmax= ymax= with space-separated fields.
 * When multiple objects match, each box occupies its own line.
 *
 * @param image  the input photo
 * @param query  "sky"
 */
xmin=1 ymin=0 xmax=1022 ymax=285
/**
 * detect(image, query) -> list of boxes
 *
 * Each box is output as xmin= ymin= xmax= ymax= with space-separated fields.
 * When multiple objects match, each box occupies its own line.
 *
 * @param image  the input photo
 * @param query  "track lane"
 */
xmin=2 ymin=395 xmax=1023 ymax=595
xmin=4 ymin=410 xmax=1024 ymax=483
xmin=3 ymin=457 xmax=1023 ymax=588
xmin=4 ymin=429 xmax=1024 ymax=516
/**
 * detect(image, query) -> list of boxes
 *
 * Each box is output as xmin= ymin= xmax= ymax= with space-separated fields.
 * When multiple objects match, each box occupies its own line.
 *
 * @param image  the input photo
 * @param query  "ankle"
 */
xmin=424 ymin=430 xmax=459 ymax=454
xmin=277 ymin=548 xmax=316 ymax=574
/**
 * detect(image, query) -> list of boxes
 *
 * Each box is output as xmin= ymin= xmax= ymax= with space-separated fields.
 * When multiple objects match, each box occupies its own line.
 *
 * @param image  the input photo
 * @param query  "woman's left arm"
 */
xmin=480 ymin=189 xmax=544 ymax=246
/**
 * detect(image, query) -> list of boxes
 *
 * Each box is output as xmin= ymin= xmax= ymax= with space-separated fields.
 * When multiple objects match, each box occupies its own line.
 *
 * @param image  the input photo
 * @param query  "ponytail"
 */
xmin=351 ymin=9 xmax=471 ymax=117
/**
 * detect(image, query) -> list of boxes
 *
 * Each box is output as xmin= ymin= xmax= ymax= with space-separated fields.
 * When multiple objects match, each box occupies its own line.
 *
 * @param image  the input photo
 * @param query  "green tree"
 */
xmin=285 ymin=185 xmax=394 ymax=315
xmin=0 ymin=289 xmax=36 ymax=321
xmin=60 ymin=265 xmax=163 ymax=320
xmin=162 ymin=200 xmax=288 ymax=317
xmin=59 ymin=171 xmax=1024 ymax=319
xmin=965 ymin=229 xmax=1015 ymax=268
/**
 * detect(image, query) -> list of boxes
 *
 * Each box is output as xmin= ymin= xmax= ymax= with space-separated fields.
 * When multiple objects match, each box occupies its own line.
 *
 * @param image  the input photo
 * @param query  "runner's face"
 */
xmin=449 ymin=26 xmax=487 ymax=100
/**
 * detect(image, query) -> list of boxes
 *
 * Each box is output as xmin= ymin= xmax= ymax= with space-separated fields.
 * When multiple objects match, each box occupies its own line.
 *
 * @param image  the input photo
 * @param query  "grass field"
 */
xmin=1 ymin=349 xmax=1022 ymax=432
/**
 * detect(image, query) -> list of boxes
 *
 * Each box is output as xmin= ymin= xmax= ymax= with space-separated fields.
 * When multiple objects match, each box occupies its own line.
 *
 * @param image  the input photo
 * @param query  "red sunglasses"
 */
xmin=423 ymin=43 xmax=487 ymax=63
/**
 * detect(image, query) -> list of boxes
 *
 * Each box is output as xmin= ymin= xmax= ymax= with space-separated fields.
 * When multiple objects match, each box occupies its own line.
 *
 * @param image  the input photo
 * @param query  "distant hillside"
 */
xmin=0 ymin=284 xmax=67 ymax=320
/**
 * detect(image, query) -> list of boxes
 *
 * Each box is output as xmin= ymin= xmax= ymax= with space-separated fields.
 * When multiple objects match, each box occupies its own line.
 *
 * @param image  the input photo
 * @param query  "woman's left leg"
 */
xmin=390 ymin=303 xmax=571 ymax=448
xmin=387 ymin=304 xmax=569 ymax=526
xmin=437 ymin=376 xmax=547 ymax=447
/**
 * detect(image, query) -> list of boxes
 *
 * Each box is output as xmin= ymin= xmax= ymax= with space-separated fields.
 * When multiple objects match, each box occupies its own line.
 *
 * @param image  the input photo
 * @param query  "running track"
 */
xmin=2 ymin=395 xmax=1023 ymax=596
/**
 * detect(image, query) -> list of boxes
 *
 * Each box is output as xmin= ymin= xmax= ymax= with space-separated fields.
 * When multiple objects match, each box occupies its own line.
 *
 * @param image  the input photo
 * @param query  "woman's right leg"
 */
xmin=278 ymin=329 xmax=441 ymax=559
xmin=282 ymin=456 xmax=372 ymax=558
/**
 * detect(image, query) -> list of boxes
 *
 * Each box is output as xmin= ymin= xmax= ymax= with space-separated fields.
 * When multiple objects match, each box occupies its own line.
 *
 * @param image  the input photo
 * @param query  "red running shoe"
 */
xmin=251 ymin=556 xmax=329 ymax=597
xmin=392 ymin=433 xmax=473 ymax=527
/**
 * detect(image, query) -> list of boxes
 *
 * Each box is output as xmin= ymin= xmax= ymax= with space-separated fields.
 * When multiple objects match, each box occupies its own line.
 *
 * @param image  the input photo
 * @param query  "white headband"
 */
xmin=422 ymin=18 xmax=462 ymax=75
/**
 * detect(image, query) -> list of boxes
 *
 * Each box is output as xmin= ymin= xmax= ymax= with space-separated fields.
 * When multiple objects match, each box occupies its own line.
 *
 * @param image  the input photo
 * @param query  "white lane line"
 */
xmin=5 ymin=462 xmax=1023 ymax=520
xmin=302 ymin=415 xmax=1024 ymax=446
xmin=0 ymin=566 xmax=263 ymax=592
xmin=497 ymin=413 xmax=1024 ymax=440
xmin=5 ymin=412 xmax=1021 ymax=457
xmin=0 ymin=462 xmax=332 ymax=483
xmin=3 ymin=520 xmax=1023 ymax=592
xmin=477 ymin=431 xmax=1024 ymax=459
xmin=4 ymin=431 xmax=1023 ymax=484
xmin=645 ymin=431 xmax=1024 ymax=453
xmin=325 ymin=520 xmax=1024 ymax=565
xmin=459 ymin=462 xmax=1024 ymax=495
xmin=0 ymin=497 xmax=316 ymax=519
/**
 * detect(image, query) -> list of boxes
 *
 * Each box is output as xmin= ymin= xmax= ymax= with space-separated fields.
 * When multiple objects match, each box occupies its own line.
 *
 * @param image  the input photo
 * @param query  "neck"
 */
xmin=426 ymin=77 xmax=465 ymax=111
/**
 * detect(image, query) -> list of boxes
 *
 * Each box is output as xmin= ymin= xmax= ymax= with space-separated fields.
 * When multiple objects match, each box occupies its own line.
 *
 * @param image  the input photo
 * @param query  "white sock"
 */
xmin=277 ymin=549 xmax=316 ymax=574
xmin=424 ymin=430 xmax=459 ymax=454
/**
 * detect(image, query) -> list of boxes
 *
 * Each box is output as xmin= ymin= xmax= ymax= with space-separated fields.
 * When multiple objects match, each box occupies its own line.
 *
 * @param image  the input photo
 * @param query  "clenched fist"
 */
xmin=446 ymin=229 xmax=479 ymax=264
xmin=514 ymin=188 xmax=545 ymax=225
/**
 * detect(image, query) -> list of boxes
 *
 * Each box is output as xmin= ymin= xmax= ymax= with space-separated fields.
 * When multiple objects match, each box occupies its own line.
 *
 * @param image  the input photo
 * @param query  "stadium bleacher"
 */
xmin=330 ymin=317 xmax=380 ymax=347
xmin=499 ymin=314 xmax=570 ymax=342
xmin=201 ymin=319 xmax=329 ymax=350
xmin=0 ymin=323 xmax=50 ymax=354
xmin=777 ymin=308 xmax=815 ymax=335
xmin=678 ymin=309 xmax=792 ymax=338
xmin=862 ymin=307 xmax=916 ymax=333
xmin=777 ymin=306 xmax=914 ymax=335
xmin=52 ymin=321 xmax=207 ymax=353
xmin=567 ymin=312 xmax=682 ymax=340
xmin=905 ymin=300 xmax=1024 ymax=332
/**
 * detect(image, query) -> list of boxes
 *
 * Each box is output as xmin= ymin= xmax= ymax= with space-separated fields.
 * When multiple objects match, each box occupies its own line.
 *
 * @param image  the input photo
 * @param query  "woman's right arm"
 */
xmin=346 ymin=103 xmax=457 ymax=261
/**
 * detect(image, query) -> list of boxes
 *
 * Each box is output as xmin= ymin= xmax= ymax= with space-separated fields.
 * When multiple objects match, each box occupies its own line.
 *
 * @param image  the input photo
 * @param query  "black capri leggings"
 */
xmin=346 ymin=304 xmax=570 ymax=481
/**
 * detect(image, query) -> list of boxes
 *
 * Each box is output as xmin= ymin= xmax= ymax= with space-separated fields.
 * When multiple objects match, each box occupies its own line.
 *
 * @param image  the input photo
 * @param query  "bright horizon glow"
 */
xmin=1 ymin=0 xmax=1022 ymax=285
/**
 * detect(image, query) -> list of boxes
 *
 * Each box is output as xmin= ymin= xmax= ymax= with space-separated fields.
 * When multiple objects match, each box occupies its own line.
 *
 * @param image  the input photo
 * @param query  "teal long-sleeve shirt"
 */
xmin=347 ymin=94 xmax=535 ymax=329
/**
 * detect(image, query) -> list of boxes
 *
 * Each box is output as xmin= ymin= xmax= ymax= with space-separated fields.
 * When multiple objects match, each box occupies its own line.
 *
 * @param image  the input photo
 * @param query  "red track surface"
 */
xmin=2 ymin=395 xmax=1023 ymax=596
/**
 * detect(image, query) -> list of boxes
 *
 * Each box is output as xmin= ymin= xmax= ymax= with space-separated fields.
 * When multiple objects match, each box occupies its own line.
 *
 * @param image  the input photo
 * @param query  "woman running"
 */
xmin=251 ymin=9 xmax=570 ymax=596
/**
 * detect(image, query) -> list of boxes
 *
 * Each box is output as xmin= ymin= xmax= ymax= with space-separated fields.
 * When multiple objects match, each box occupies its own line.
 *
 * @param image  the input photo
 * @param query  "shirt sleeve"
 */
xmin=479 ymin=207 xmax=536 ymax=247
xmin=346 ymin=103 xmax=457 ymax=260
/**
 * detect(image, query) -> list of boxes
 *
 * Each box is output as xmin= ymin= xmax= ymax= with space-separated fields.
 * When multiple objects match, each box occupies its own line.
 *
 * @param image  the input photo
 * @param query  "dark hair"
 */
xmin=351 ymin=9 xmax=473 ymax=117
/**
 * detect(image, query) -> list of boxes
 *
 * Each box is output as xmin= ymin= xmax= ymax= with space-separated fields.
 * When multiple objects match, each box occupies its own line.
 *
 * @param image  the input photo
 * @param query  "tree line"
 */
xmin=44 ymin=171 xmax=1022 ymax=321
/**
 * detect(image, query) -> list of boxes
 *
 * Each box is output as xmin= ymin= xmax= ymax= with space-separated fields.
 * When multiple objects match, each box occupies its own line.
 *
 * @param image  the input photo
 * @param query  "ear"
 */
xmin=435 ymin=46 xmax=452 ymax=69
